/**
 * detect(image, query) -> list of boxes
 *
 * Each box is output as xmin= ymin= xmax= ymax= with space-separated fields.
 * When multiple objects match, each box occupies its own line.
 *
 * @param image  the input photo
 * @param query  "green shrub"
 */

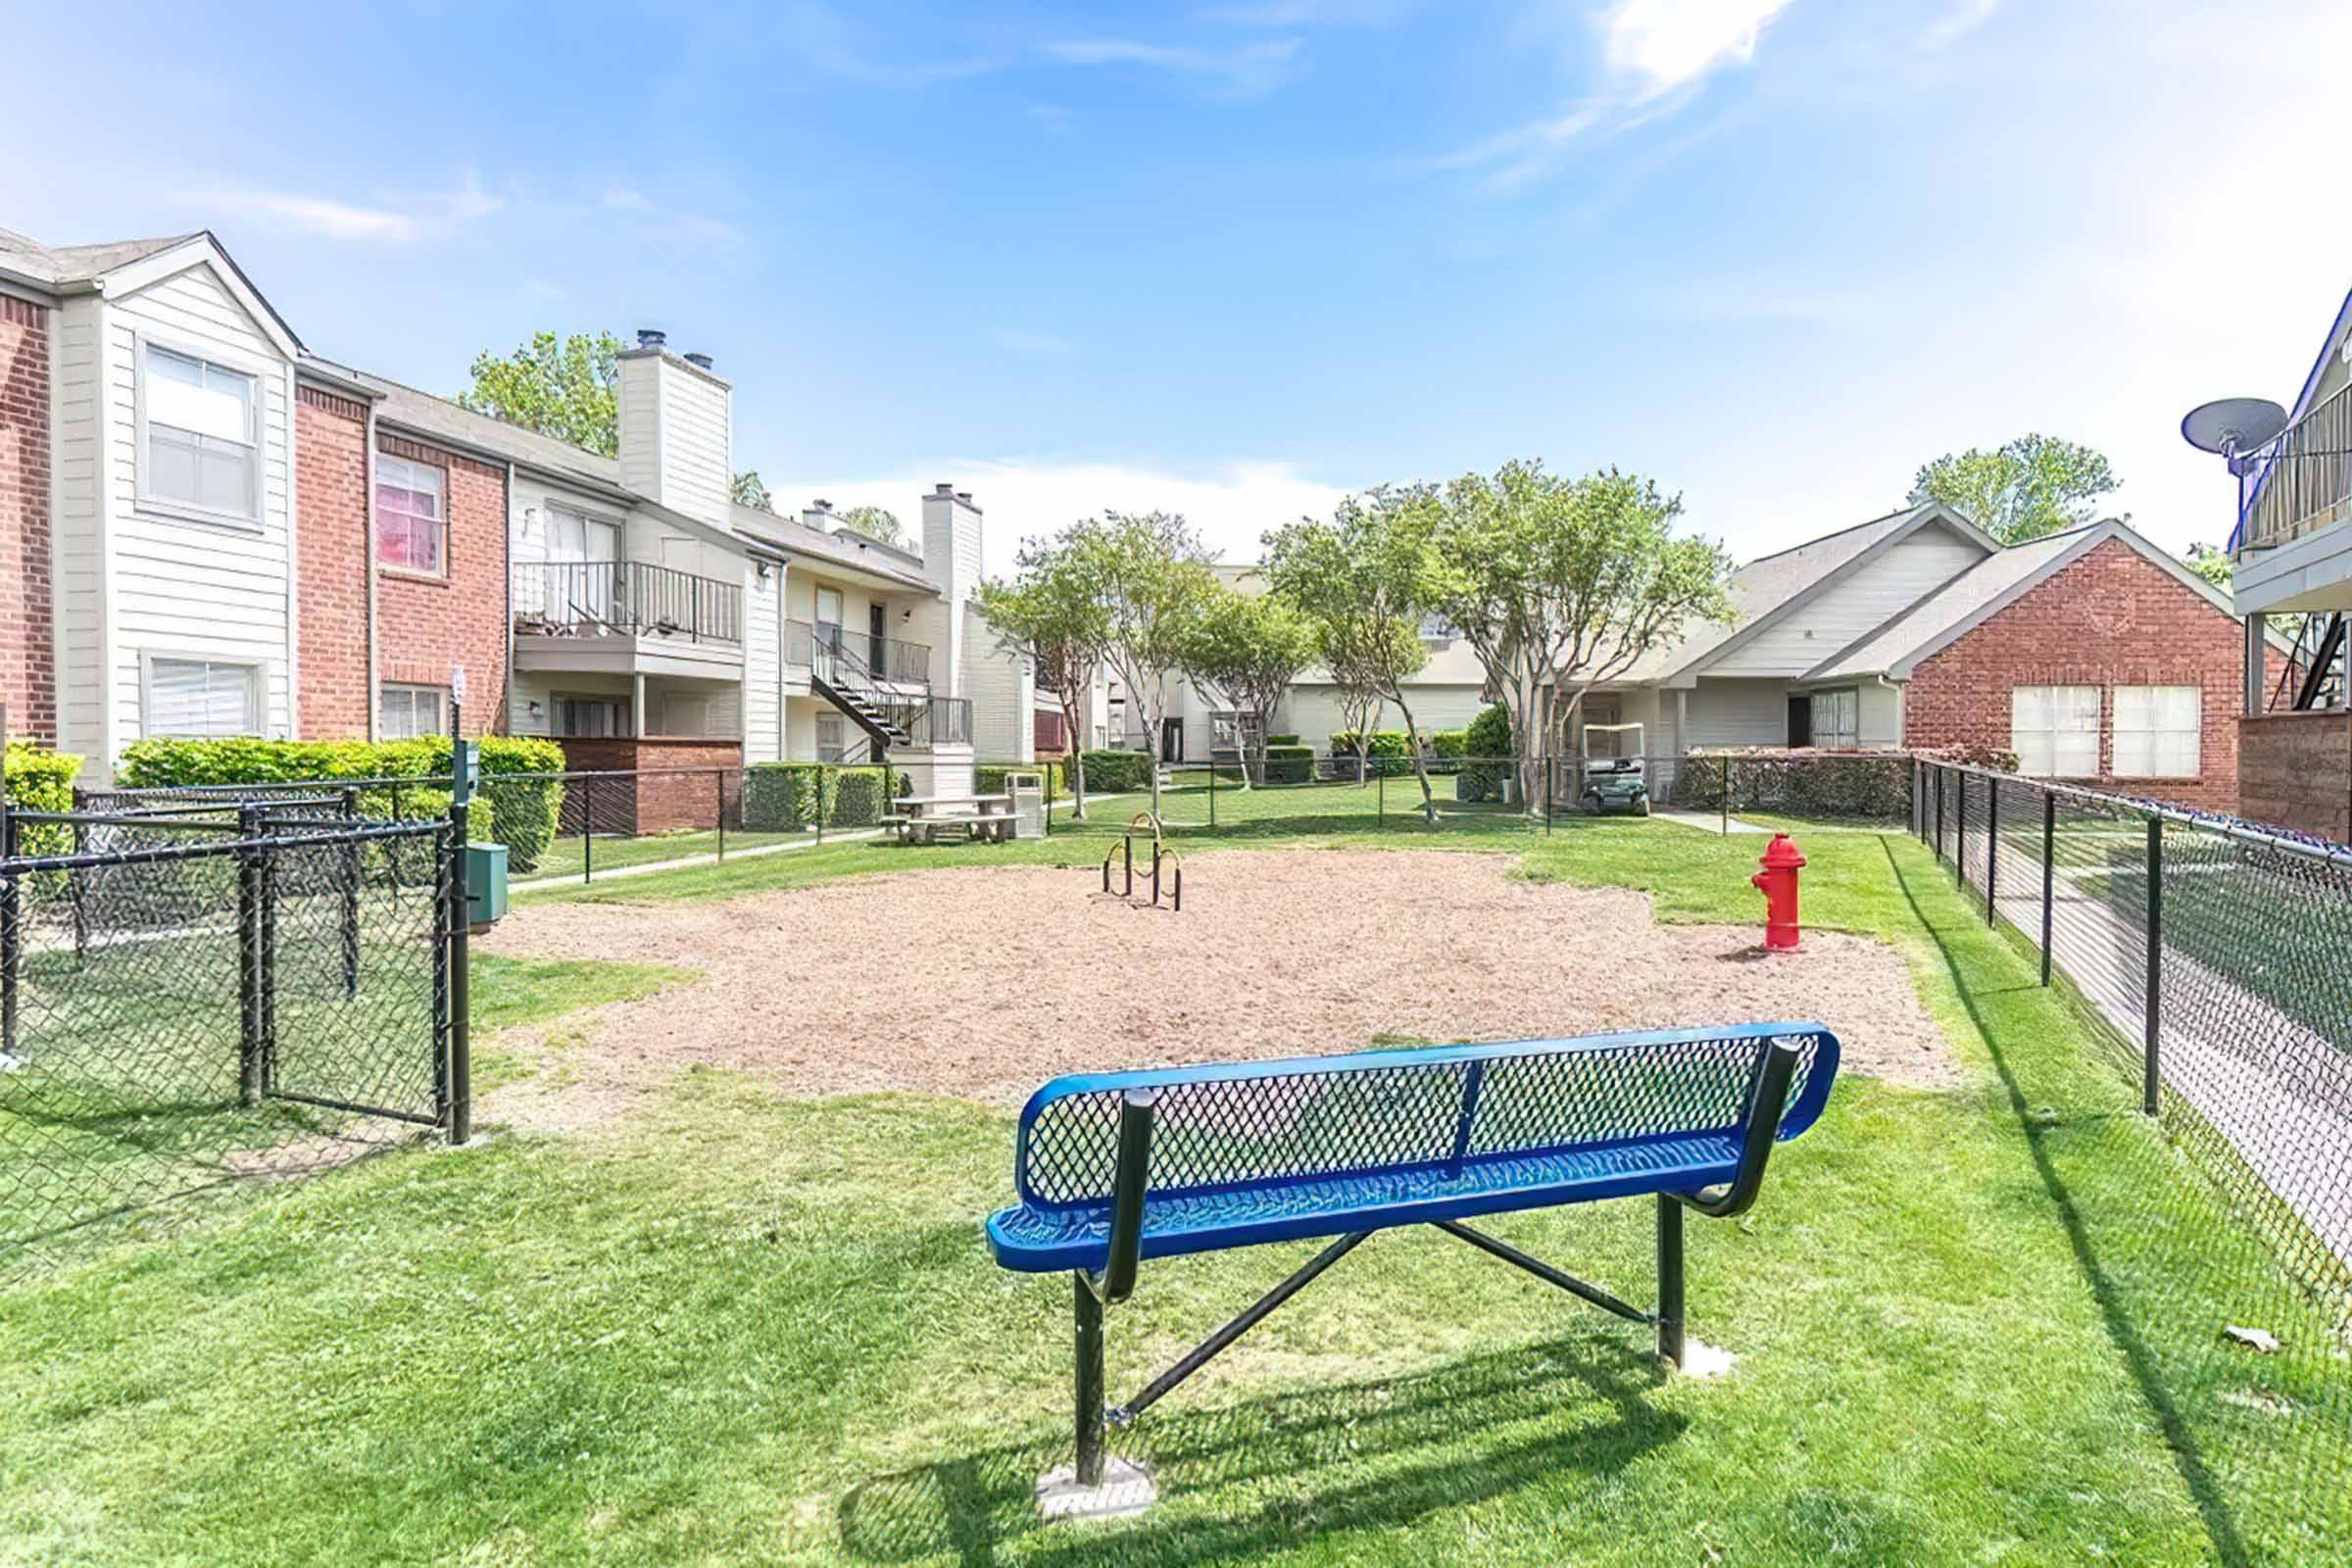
xmin=1327 ymin=730 xmax=1411 ymax=776
xmin=1457 ymin=705 xmax=1515 ymax=802
xmin=1079 ymin=749 xmax=1153 ymax=794
xmin=115 ymin=735 xmax=566 ymax=872
xmin=1266 ymin=734 xmax=1300 ymax=748
xmin=975 ymin=761 xmax=1066 ymax=798
xmin=1262 ymin=744 xmax=1315 ymax=785
xmin=1426 ymin=728 xmax=1468 ymax=776
xmin=742 ymin=764 xmax=899 ymax=830
xmin=1668 ymin=748 xmax=1918 ymax=820
xmin=4 ymin=743 xmax=84 ymax=858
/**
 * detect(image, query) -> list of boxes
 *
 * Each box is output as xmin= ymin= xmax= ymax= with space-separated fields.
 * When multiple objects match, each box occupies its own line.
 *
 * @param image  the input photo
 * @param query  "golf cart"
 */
xmin=1579 ymin=722 xmax=1649 ymax=816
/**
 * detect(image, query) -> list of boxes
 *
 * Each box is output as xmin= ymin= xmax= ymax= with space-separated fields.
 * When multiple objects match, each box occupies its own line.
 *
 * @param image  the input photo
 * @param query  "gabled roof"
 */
xmin=348 ymin=365 xmax=629 ymax=497
xmin=0 ymin=227 xmax=198 ymax=286
xmin=731 ymin=507 xmax=938 ymax=593
xmin=1628 ymin=501 xmax=1997 ymax=684
xmin=1804 ymin=519 xmax=2257 ymax=683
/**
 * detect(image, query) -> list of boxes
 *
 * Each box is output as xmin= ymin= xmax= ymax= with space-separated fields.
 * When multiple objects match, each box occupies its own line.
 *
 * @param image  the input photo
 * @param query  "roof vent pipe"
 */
xmin=636 ymin=328 xmax=666 ymax=350
xmin=935 ymin=482 xmax=955 ymax=496
xmin=683 ymin=352 xmax=713 ymax=370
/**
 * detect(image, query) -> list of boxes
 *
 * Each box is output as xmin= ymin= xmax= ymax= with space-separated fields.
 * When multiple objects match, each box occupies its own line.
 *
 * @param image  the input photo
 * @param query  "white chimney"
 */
xmin=921 ymin=482 xmax=984 ymax=699
xmin=616 ymin=329 xmax=732 ymax=529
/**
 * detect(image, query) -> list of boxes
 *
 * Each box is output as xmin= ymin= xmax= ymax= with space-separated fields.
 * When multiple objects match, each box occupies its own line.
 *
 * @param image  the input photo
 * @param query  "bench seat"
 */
xmin=987 ymin=1129 xmax=1744 ymax=1272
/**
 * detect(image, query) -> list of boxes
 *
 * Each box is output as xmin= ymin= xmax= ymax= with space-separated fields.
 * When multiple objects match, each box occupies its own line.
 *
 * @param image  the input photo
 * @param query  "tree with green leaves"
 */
xmin=1181 ymin=587 xmax=1318 ymax=787
xmin=976 ymin=534 xmax=1114 ymax=818
xmin=732 ymin=470 xmax=775 ymax=513
xmin=1064 ymin=512 xmax=1222 ymax=820
xmin=1435 ymin=462 xmax=1735 ymax=809
xmin=839 ymin=505 xmax=906 ymax=549
xmin=1909 ymin=434 xmax=2122 ymax=545
xmin=461 ymin=328 xmax=770 ymax=506
xmin=2182 ymin=541 xmax=2232 ymax=592
xmin=1264 ymin=485 xmax=1447 ymax=820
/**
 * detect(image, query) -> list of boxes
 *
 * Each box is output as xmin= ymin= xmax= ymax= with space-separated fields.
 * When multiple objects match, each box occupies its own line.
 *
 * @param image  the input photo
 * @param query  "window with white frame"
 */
xmin=375 ymin=454 xmax=447 ymax=573
xmin=657 ymin=692 xmax=715 ymax=738
xmin=140 ymin=344 xmax=258 ymax=519
xmin=553 ymin=695 xmax=630 ymax=738
xmin=146 ymin=657 xmax=261 ymax=737
xmin=2113 ymin=686 xmax=2202 ymax=778
xmin=815 ymin=713 xmax=847 ymax=762
xmin=1813 ymin=688 xmax=1860 ymax=750
xmin=378 ymin=684 xmax=445 ymax=741
xmin=2011 ymin=686 xmax=2101 ymax=777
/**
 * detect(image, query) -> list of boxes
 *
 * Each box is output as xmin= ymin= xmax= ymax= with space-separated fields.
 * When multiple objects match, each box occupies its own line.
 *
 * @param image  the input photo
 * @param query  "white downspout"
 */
xmin=364 ymin=400 xmax=379 ymax=741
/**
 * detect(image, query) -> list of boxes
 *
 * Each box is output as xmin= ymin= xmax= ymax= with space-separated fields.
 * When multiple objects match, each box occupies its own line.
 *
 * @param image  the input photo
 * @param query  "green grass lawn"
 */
xmin=3 ymin=817 xmax=2345 ymax=1563
xmin=523 ymin=825 xmax=819 ymax=883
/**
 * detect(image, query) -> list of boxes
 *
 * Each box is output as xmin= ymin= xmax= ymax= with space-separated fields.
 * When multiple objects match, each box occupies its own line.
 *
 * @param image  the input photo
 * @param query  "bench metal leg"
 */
xmin=1434 ymin=1220 xmax=1650 ymax=1325
xmin=1074 ymin=1273 xmax=1107 ymax=1487
xmin=1110 ymin=1230 xmax=1369 ymax=1426
xmin=1656 ymin=1196 xmax=1686 ymax=1368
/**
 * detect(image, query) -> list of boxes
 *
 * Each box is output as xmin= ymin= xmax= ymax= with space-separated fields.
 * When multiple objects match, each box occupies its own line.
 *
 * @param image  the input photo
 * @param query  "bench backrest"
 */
xmin=1012 ymin=1023 xmax=1838 ymax=1208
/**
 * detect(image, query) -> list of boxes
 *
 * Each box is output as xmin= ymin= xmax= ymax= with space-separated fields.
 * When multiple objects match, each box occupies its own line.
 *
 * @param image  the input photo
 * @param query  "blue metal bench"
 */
xmin=986 ymin=1021 xmax=1839 ymax=1498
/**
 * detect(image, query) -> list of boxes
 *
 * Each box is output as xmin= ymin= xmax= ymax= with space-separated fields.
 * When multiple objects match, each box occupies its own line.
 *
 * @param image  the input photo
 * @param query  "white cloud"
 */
xmin=1602 ymin=0 xmax=1792 ymax=99
xmin=602 ymin=187 xmax=739 ymax=244
xmin=775 ymin=460 xmax=1351 ymax=575
xmin=1918 ymin=0 xmax=1997 ymax=50
xmin=195 ymin=174 xmax=500 ymax=243
xmin=1041 ymin=36 xmax=1306 ymax=96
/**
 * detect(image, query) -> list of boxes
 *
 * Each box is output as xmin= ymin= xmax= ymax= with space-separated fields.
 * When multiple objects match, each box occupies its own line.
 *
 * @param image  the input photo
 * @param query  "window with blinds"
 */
xmin=375 ymin=455 xmax=446 ymax=573
xmin=2010 ymin=686 xmax=2100 ymax=777
xmin=147 ymin=658 xmax=261 ymax=737
xmin=141 ymin=345 xmax=258 ymax=519
xmin=1814 ymin=688 xmax=1859 ymax=749
xmin=378 ymin=684 xmax=445 ymax=741
xmin=2113 ymin=686 xmax=2201 ymax=778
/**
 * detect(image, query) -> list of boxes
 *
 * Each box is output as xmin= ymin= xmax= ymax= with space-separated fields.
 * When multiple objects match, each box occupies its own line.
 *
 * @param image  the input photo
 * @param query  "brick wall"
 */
xmin=552 ymin=737 xmax=743 ymax=834
xmin=1904 ymin=539 xmax=2256 ymax=813
xmin=292 ymin=396 xmax=511 ymax=741
xmin=2238 ymin=711 xmax=2352 ymax=844
xmin=375 ymin=431 xmax=508 ymax=737
xmin=1 ymin=296 xmax=53 ymax=744
xmin=295 ymin=388 xmax=371 ymax=737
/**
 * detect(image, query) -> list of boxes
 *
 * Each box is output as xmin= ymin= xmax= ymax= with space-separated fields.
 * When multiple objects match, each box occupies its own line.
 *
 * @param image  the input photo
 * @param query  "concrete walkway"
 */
xmin=1972 ymin=837 xmax=2352 ymax=1272
xmin=1650 ymin=808 xmax=1772 ymax=834
xmin=512 ymin=827 xmax=885 ymax=893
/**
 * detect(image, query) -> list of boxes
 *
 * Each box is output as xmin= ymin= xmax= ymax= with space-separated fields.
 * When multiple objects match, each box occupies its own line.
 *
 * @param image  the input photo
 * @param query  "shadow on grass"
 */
xmin=837 ymin=1336 xmax=1680 ymax=1567
xmin=1881 ymin=837 xmax=2251 ymax=1568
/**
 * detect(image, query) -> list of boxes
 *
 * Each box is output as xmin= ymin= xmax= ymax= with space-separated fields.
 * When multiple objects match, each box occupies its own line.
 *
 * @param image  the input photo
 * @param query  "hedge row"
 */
xmin=115 ymin=736 xmax=567 ymax=871
xmin=1457 ymin=705 xmax=1515 ymax=802
xmin=1078 ymin=750 xmax=1154 ymax=794
xmin=975 ymin=761 xmax=1067 ymax=798
xmin=1327 ymin=730 xmax=1413 ymax=776
xmin=1264 ymin=744 xmax=1315 ymax=784
xmin=1668 ymin=749 xmax=1969 ymax=819
xmin=742 ymin=764 xmax=900 ymax=830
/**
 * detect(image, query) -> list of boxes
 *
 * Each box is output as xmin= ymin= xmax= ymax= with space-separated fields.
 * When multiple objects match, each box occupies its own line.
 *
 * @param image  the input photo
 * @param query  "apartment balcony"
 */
xmin=2234 ymin=383 xmax=2352 ymax=617
xmin=513 ymin=562 xmax=745 ymax=677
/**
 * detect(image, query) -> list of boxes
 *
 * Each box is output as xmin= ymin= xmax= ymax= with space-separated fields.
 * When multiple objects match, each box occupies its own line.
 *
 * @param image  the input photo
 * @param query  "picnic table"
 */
xmin=886 ymin=793 xmax=1016 ymax=845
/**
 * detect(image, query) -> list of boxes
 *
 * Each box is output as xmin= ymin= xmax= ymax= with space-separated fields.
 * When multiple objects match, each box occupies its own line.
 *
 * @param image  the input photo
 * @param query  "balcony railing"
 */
xmin=880 ymin=697 xmax=971 ymax=748
xmin=783 ymin=620 xmax=931 ymax=685
xmin=514 ymin=562 xmax=743 ymax=645
xmin=2238 ymin=382 xmax=2352 ymax=554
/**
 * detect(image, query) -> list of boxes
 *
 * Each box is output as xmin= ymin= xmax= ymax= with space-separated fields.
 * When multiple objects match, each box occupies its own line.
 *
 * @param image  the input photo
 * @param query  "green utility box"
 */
xmin=466 ymin=840 xmax=509 ymax=929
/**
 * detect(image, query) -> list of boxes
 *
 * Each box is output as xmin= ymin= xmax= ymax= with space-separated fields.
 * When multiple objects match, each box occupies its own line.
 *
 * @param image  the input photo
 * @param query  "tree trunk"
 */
xmin=1061 ymin=692 xmax=1090 ymax=819
xmin=1391 ymin=692 xmax=1438 ymax=824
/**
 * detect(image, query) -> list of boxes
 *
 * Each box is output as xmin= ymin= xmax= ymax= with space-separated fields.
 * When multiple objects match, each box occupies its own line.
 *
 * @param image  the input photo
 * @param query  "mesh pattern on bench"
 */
xmin=1017 ymin=1027 xmax=1831 ymax=1208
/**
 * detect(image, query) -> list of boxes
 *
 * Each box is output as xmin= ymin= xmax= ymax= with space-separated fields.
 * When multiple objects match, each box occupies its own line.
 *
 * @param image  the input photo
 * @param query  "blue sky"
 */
xmin=7 ymin=0 xmax=2349 ymax=572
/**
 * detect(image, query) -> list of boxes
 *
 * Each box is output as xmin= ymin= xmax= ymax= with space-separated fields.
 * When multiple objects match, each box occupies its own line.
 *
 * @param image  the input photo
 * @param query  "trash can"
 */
xmin=466 ymin=840 xmax=509 ymax=930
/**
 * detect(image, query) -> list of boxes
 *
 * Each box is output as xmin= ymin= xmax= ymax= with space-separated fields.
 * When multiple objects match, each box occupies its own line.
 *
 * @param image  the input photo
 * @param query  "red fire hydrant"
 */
xmin=1751 ymin=833 xmax=1806 ymax=952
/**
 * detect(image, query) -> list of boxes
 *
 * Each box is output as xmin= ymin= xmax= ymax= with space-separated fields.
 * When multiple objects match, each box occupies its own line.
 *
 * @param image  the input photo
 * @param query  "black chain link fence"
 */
xmin=1 ymin=805 xmax=457 ymax=1271
xmin=1920 ymin=759 xmax=2352 ymax=1551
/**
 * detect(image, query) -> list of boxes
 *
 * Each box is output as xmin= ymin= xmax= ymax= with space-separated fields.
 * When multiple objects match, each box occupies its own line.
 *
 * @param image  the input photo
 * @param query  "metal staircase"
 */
xmin=811 ymin=632 xmax=913 ymax=753
xmin=2273 ymin=612 xmax=2347 ymax=711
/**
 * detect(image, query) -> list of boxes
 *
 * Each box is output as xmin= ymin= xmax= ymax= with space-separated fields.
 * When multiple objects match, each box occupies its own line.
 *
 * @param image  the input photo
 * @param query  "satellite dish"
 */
xmin=2181 ymin=397 xmax=2288 ymax=458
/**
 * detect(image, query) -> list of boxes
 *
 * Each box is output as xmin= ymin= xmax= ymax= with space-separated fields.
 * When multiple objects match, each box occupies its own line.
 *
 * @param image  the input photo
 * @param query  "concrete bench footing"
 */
xmin=1036 ymin=1456 xmax=1156 ymax=1522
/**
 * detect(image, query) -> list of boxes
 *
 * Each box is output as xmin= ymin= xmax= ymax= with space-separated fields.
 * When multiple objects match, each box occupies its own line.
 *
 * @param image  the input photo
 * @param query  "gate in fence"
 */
xmin=0 ymin=794 xmax=471 ymax=1265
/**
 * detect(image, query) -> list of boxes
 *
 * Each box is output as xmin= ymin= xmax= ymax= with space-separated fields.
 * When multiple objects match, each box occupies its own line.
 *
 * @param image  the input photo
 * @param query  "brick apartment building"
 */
xmin=0 ymin=224 xmax=1028 ymax=817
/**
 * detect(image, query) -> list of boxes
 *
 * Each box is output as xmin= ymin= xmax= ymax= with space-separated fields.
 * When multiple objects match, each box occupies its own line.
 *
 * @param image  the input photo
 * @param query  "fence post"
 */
xmin=2143 ymin=816 xmax=2162 ymax=1118
xmin=1044 ymin=762 xmax=1053 ymax=839
xmin=815 ymin=766 xmax=827 ymax=847
xmin=1544 ymin=753 xmax=1553 ymax=835
xmin=2039 ymin=791 xmax=2055 ymax=986
xmin=1984 ymin=777 xmax=1999 ymax=925
xmin=582 ymin=775 xmax=596 ymax=885
xmin=1209 ymin=752 xmax=1216 ymax=828
xmin=0 ymin=808 xmax=17 ymax=1065
xmin=1721 ymin=759 xmax=1730 ymax=837
xmin=716 ymin=768 xmax=727 ymax=862
xmin=448 ymin=735 xmax=473 ymax=1147
xmin=340 ymin=786 xmax=361 ymax=1001
xmin=1378 ymin=766 xmax=1386 ymax=827
xmin=237 ymin=803 xmax=265 ymax=1106
xmin=1955 ymin=771 xmax=1968 ymax=886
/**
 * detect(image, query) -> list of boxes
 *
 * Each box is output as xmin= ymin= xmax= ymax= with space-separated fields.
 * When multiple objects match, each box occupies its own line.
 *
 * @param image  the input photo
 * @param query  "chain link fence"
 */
xmin=1 ymin=802 xmax=461 ymax=1270
xmin=1919 ymin=759 xmax=2352 ymax=1549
